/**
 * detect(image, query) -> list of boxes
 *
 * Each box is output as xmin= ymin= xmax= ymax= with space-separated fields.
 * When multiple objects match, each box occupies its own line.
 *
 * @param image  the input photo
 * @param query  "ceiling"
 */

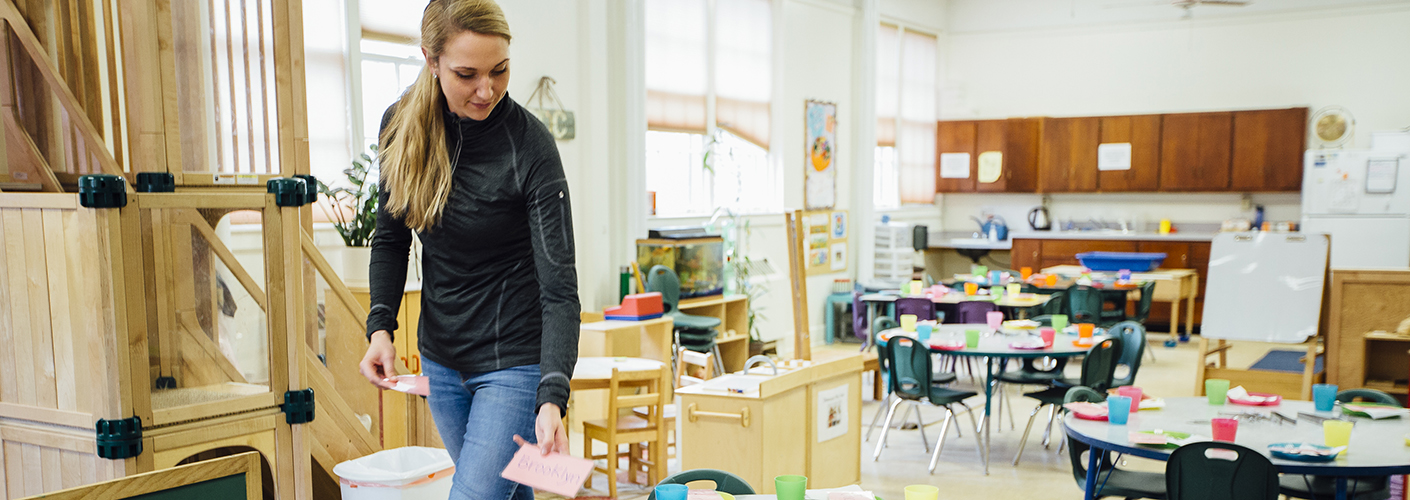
xmin=944 ymin=0 xmax=1410 ymax=33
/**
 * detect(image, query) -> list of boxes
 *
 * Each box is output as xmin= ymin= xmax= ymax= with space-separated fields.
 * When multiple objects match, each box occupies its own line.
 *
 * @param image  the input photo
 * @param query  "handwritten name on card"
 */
xmin=499 ymin=443 xmax=592 ymax=497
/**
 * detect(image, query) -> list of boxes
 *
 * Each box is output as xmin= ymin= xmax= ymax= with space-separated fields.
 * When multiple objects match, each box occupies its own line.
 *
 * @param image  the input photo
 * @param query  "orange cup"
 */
xmin=1020 ymin=267 xmax=1033 ymax=280
xmin=963 ymin=282 xmax=978 ymax=295
xmin=1045 ymin=274 xmax=1058 ymax=287
xmin=1077 ymin=323 xmax=1095 ymax=339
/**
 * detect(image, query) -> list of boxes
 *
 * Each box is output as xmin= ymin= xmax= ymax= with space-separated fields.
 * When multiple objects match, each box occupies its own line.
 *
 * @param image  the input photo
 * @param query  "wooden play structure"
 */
xmin=0 ymin=0 xmax=406 ymax=498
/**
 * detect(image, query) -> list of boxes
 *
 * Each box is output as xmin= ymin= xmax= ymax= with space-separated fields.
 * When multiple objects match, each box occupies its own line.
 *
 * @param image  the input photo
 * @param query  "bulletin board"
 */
xmin=803 ymin=210 xmax=847 ymax=274
xmin=804 ymin=100 xmax=837 ymax=210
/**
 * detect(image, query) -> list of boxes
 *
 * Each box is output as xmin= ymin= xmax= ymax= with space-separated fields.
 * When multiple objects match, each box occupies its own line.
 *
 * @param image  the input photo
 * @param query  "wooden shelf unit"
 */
xmin=1326 ymin=270 xmax=1410 ymax=394
xmin=678 ymin=294 xmax=751 ymax=373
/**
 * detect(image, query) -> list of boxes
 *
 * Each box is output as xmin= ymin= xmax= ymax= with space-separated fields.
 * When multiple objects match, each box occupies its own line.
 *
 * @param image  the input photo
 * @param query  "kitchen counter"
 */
xmin=1010 ymin=231 xmax=1218 ymax=242
xmin=926 ymin=231 xmax=1013 ymax=250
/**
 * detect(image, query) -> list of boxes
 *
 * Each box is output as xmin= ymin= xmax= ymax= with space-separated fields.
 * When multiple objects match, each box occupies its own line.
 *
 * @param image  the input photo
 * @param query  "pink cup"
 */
xmin=1212 ymin=418 xmax=1238 ymax=442
xmin=1039 ymin=327 xmax=1055 ymax=347
xmin=1117 ymin=387 xmax=1143 ymax=413
xmin=986 ymin=311 xmax=1004 ymax=331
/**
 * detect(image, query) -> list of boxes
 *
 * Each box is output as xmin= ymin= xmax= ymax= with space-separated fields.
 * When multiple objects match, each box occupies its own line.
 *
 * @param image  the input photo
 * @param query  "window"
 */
xmin=875 ymin=23 xmax=938 ymax=207
xmin=645 ymin=0 xmax=777 ymax=217
xmin=359 ymin=40 xmax=425 ymax=153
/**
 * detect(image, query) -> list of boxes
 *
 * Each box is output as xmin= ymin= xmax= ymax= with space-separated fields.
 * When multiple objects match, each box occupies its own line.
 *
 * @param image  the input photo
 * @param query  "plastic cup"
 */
xmin=904 ymin=485 xmax=940 ymax=500
xmin=1078 ymin=323 xmax=1095 ymax=339
xmin=1039 ymin=327 xmax=1056 ymax=347
xmin=910 ymin=280 xmax=924 ymax=296
xmin=916 ymin=324 xmax=933 ymax=343
xmin=964 ymin=282 xmax=978 ymax=295
xmin=1107 ymin=395 xmax=1132 ymax=425
xmin=987 ymin=311 xmax=1004 ymax=331
xmin=1212 ymin=418 xmax=1238 ymax=442
xmin=1324 ymin=420 xmax=1353 ymax=451
xmin=900 ymin=314 xmax=917 ymax=332
xmin=1051 ymin=314 xmax=1069 ymax=333
xmin=1205 ymin=379 xmax=1230 ymax=405
xmin=990 ymin=286 xmax=1005 ymax=299
xmin=976 ymin=266 xmax=989 ymax=278
xmin=988 ymin=270 xmax=1001 ymax=284
xmin=1313 ymin=383 xmax=1339 ymax=412
xmin=965 ymin=329 xmax=981 ymax=348
xmin=1045 ymin=274 xmax=1059 ymax=287
xmin=1007 ymin=282 xmax=1022 ymax=297
xmin=655 ymin=484 xmax=688 ymax=500
xmin=1021 ymin=267 xmax=1033 ymax=280
xmin=775 ymin=475 xmax=807 ymax=500
xmin=1117 ymin=387 xmax=1143 ymax=413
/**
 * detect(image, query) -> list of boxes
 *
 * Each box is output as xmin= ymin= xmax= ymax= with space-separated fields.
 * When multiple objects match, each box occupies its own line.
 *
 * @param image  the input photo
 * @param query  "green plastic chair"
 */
xmin=1132 ymin=281 xmax=1157 ymax=323
xmin=1064 ymin=386 xmax=1166 ymax=500
xmin=865 ymin=328 xmax=958 ymax=444
xmin=1166 ymin=442 xmax=1279 ymax=500
xmin=1279 ymin=388 xmax=1401 ymax=500
xmin=645 ymin=265 xmax=722 ymax=331
xmin=1014 ymin=337 xmax=1122 ymax=466
xmin=1107 ymin=321 xmax=1147 ymax=387
xmin=649 ymin=469 xmax=755 ymax=499
xmin=1066 ymin=285 xmax=1106 ymax=325
xmin=872 ymin=336 xmax=983 ymax=474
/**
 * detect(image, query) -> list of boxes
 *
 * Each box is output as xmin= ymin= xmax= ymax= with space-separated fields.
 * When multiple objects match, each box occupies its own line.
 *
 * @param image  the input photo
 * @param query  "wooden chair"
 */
xmin=629 ymin=347 xmax=711 ymax=483
xmin=582 ymin=366 xmax=669 ymax=498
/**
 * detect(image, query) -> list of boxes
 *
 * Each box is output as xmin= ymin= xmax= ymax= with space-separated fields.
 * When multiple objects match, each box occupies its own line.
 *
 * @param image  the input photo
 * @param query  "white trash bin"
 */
xmin=333 ymin=446 xmax=455 ymax=500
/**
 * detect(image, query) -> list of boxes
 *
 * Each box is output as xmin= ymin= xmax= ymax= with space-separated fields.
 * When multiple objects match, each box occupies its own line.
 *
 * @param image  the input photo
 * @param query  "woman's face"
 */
xmin=425 ymin=30 xmax=509 ymax=121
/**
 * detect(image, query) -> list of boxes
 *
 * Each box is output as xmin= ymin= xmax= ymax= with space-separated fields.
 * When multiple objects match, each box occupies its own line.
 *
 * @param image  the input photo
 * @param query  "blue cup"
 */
xmin=1313 ymin=383 xmax=1338 ymax=412
xmin=916 ymin=324 xmax=933 ymax=342
xmin=1107 ymin=395 xmax=1132 ymax=425
xmin=655 ymin=484 xmax=688 ymax=500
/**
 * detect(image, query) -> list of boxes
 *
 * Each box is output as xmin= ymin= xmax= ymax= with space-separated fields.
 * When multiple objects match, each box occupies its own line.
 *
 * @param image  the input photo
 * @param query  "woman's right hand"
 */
xmin=359 ymin=331 xmax=398 ymax=390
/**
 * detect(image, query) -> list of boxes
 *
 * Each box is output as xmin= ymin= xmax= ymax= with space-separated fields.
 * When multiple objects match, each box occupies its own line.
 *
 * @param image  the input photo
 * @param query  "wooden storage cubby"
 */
xmin=1326 ymin=270 xmax=1410 ymax=396
xmin=678 ymin=295 xmax=751 ymax=373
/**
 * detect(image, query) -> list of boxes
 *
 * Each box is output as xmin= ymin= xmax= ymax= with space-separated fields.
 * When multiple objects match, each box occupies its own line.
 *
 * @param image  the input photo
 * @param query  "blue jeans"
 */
xmin=424 ymin=357 xmax=539 ymax=500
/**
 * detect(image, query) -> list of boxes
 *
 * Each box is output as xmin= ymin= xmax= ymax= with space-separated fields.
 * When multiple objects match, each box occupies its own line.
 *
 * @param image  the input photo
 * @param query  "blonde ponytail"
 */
xmin=378 ymin=0 xmax=511 ymax=232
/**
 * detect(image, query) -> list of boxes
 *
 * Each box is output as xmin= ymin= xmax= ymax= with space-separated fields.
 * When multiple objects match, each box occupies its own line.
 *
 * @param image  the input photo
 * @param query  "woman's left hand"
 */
xmin=513 ymin=403 xmax=568 ymax=456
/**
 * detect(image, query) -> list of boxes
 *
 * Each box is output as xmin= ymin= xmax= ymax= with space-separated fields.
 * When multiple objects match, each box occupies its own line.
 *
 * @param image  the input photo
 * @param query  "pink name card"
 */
xmin=499 ymin=443 xmax=593 ymax=497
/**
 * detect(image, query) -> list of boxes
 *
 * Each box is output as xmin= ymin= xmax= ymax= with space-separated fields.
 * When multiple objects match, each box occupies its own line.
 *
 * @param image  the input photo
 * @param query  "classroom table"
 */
xmin=1064 ymin=397 xmax=1410 ymax=500
xmin=1040 ymin=265 xmax=1200 ymax=341
xmin=570 ymin=356 xmax=667 ymax=391
xmin=877 ymin=325 xmax=1102 ymax=475
xmin=858 ymin=292 xmax=1053 ymax=347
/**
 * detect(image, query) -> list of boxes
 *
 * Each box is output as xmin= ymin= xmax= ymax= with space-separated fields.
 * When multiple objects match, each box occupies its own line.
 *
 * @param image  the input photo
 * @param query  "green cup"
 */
xmin=1051 ymin=314 xmax=1069 ymax=333
xmin=965 ymin=329 xmax=981 ymax=348
xmin=990 ymin=286 xmax=1004 ymax=299
xmin=1205 ymin=378 xmax=1230 ymax=405
xmin=775 ymin=475 xmax=807 ymax=500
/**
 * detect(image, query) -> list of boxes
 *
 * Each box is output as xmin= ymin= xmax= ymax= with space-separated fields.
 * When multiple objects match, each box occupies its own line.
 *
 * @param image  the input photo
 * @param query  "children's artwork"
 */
xmin=805 ymin=100 xmax=837 ymax=210
xmin=500 ymin=443 xmax=593 ymax=497
xmin=817 ymin=384 xmax=849 ymax=443
xmin=831 ymin=211 xmax=847 ymax=239
xmin=803 ymin=210 xmax=847 ymax=275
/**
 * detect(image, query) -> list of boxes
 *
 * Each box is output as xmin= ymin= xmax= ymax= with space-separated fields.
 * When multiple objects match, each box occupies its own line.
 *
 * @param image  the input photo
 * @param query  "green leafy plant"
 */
xmin=710 ymin=208 xmax=767 ymax=343
xmin=317 ymin=144 xmax=380 ymax=247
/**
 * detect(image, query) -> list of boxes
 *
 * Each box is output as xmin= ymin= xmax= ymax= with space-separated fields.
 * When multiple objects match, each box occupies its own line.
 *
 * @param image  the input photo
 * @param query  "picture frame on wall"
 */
xmin=805 ymin=99 xmax=837 ymax=210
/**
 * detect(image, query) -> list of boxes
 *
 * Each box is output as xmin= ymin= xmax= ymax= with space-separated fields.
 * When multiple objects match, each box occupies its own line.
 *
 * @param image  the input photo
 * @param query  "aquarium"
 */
xmin=636 ymin=237 xmax=725 ymax=298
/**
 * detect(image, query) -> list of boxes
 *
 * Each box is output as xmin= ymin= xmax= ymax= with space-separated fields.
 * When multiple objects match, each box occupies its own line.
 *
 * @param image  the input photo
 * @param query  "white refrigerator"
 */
xmin=1301 ymin=148 xmax=1410 ymax=269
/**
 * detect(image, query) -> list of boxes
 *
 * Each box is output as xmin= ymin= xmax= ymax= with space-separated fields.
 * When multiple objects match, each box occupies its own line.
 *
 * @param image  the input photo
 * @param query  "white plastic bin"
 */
xmin=333 ymin=446 xmax=455 ymax=500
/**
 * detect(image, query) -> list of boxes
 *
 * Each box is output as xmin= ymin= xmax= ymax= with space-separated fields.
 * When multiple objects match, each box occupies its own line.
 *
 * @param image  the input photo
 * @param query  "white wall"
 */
xmin=935 ymin=1 xmax=1410 ymax=234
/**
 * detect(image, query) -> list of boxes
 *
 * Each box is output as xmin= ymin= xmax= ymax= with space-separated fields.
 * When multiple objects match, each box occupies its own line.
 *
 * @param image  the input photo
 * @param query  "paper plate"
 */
xmin=1228 ymin=393 xmax=1282 ymax=406
xmin=1268 ymin=443 xmax=1339 ymax=463
xmin=1133 ymin=430 xmax=1190 ymax=449
xmin=1010 ymin=341 xmax=1047 ymax=350
xmin=931 ymin=342 xmax=966 ymax=351
xmin=1073 ymin=411 xmax=1108 ymax=421
xmin=1065 ymin=402 xmax=1108 ymax=421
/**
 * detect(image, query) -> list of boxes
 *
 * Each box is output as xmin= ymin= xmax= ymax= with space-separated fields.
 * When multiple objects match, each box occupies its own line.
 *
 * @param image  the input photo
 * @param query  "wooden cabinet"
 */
xmin=1231 ymin=107 xmax=1308 ymax=192
xmin=937 ymin=119 xmax=1040 ymax=193
xmin=1097 ymin=114 xmax=1162 ymax=191
xmin=936 ymin=120 xmax=977 ymax=192
xmin=1038 ymin=117 xmax=1100 ymax=192
xmin=1160 ymin=112 xmax=1233 ymax=191
xmin=1011 ymin=238 xmax=1042 ymax=272
xmin=1137 ymin=241 xmax=1190 ymax=269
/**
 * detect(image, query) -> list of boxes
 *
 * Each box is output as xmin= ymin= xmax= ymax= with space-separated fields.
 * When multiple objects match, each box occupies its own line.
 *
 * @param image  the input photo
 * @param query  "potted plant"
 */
xmin=318 ymin=145 xmax=379 ymax=287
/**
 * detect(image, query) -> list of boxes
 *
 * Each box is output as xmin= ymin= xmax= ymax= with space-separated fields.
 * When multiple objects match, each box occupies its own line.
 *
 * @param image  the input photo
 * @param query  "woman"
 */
xmin=357 ymin=1 xmax=579 ymax=498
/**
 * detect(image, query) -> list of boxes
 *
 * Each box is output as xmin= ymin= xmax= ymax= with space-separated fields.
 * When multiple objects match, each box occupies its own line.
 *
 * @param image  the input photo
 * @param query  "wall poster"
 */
xmin=805 ymin=100 xmax=837 ymax=210
xmin=816 ymin=383 xmax=849 ymax=443
xmin=803 ymin=210 xmax=847 ymax=275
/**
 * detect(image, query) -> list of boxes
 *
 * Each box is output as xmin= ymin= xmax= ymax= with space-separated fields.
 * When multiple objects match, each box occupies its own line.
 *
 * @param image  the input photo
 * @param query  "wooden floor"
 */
xmin=548 ymin=336 xmax=1297 ymax=499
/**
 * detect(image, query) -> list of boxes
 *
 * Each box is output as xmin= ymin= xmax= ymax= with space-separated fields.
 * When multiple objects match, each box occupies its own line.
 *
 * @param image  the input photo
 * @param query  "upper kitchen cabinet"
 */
xmin=991 ymin=117 xmax=1041 ymax=193
xmin=1160 ymin=112 xmax=1233 ymax=191
xmin=936 ymin=120 xmax=977 ymax=192
xmin=1038 ymin=117 xmax=1100 ymax=192
xmin=1231 ymin=107 xmax=1309 ymax=192
xmin=1097 ymin=114 xmax=1162 ymax=192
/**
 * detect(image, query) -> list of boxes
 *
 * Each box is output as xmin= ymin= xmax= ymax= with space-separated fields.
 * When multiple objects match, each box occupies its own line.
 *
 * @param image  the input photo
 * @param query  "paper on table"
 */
xmin=940 ymin=153 xmax=971 ymax=179
xmin=1226 ymin=386 xmax=1271 ymax=403
xmin=1344 ymin=403 xmax=1410 ymax=420
xmin=499 ymin=443 xmax=592 ymax=497
xmin=689 ymin=490 xmax=725 ymax=500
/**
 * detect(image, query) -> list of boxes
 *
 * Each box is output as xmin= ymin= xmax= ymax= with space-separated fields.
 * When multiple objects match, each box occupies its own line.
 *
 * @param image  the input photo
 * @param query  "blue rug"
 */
xmin=1249 ymin=350 xmax=1324 ymax=374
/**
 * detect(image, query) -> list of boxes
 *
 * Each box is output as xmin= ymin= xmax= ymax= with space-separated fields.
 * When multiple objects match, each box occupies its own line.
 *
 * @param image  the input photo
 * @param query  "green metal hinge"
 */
xmin=282 ymin=388 xmax=315 ymax=424
xmin=95 ymin=417 xmax=142 ymax=459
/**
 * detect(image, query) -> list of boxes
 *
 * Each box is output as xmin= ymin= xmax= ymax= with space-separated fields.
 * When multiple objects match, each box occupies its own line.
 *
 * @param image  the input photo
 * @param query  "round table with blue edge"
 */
xmin=877 ymin=324 xmax=1102 ymax=475
xmin=1064 ymin=397 xmax=1410 ymax=500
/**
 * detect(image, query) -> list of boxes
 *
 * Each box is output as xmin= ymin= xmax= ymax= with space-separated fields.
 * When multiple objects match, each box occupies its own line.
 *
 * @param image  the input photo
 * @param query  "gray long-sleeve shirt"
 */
xmin=366 ymin=94 xmax=580 ymax=414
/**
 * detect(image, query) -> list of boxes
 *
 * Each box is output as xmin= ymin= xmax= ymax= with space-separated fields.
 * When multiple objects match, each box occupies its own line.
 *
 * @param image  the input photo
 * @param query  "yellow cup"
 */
xmin=1159 ymin=219 xmax=1172 ymax=234
xmin=900 ymin=314 xmax=917 ymax=332
xmin=1324 ymin=420 xmax=1353 ymax=452
xmin=1007 ymin=282 xmax=1022 ymax=298
xmin=910 ymin=280 xmax=924 ymax=296
xmin=904 ymin=485 xmax=939 ymax=500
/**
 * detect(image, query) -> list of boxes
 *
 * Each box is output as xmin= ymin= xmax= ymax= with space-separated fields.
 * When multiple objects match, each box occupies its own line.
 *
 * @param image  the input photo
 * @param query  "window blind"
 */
xmin=714 ymin=0 xmax=772 ymax=150
xmin=897 ymin=30 xmax=937 ymax=205
xmin=646 ymin=0 xmax=708 ymax=134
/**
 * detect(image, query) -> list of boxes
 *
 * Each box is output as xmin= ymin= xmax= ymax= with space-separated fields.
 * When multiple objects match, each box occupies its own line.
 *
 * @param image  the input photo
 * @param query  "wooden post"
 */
xmin=784 ymin=210 xmax=810 ymax=361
